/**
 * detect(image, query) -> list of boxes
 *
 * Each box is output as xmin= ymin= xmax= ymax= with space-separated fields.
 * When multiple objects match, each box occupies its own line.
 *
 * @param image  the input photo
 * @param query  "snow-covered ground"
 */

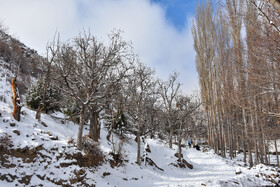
xmin=0 ymin=63 xmax=279 ymax=186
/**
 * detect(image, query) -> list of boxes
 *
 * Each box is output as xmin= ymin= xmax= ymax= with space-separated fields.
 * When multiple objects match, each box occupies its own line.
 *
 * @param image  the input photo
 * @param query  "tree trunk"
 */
xmin=36 ymin=62 xmax=51 ymax=121
xmin=178 ymin=122 xmax=183 ymax=162
xmin=89 ymin=110 xmax=94 ymax=139
xmin=242 ymin=131 xmax=247 ymax=164
xmin=94 ymin=111 xmax=100 ymax=141
xmin=169 ymin=122 xmax=173 ymax=148
xmin=89 ymin=108 xmax=99 ymax=142
xmin=178 ymin=136 xmax=182 ymax=162
xmin=275 ymin=139 xmax=279 ymax=167
xmin=261 ymin=123 xmax=268 ymax=165
xmin=36 ymin=106 xmax=44 ymax=122
xmin=11 ymin=78 xmax=21 ymax=121
xmin=77 ymin=105 xmax=85 ymax=150
xmin=137 ymin=123 xmax=141 ymax=165
xmin=106 ymin=109 xmax=118 ymax=141
xmin=229 ymin=125 xmax=233 ymax=159
xmin=250 ymin=112 xmax=258 ymax=165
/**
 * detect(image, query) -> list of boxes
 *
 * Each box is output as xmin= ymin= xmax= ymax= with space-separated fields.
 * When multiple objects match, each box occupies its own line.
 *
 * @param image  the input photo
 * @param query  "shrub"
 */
xmin=25 ymin=81 xmax=61 ymax=112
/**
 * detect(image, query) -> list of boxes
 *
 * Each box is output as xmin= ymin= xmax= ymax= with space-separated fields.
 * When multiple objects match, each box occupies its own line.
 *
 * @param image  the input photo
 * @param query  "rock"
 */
xmin=103 ymin=172 xmax=111 ymax=177
xmin=0 ymin=173 xmax=17 ymax=183
xmin=13 ymin=130 xmax=20 ymax=136
xmin=76 ymin=169 xmax=86 ymax=176
xmin=36 ymin=145 xmax=43 ymax=151
xmin=271 ymin=173 xmax=278 ymax=178
xmin=36 ymin=174 xmax=45 ymax=180
xmin=46 ymin=131 xmax=52 ymax=136
xmin=10 ymin=123 xmax=16 ymax=127
xmin=41 ymin=121 xmax=48 ymax=127
xmin=18 ymin=175 xmax=32 ymax=185
xmin=235 ymin=168 xmax=242 ymax=175
xmin=60 ymin=161 xmax=77 ymax=167
xmin=50 ymin=136 xmax=58 ymax=140
xmin=145 ymin=143 xmax=151 ymax=153
xmin=265 ymin=174 xmax=270 ymax=179
xmin=21 ymin=111 xmax=27 ymax=116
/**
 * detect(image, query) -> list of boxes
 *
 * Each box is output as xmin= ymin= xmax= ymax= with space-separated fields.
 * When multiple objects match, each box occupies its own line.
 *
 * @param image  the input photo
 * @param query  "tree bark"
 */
xmin=261 ymin=123 xmax=268 ymax=165
xmin=268 ymin=0 xmax=280 ymax=14
xmin=89 ymin=106 xmax=100 ymax=142
xmin=36 ymin=65 xmax=50 ymax=121
xmin=106 ymin=109 xmax=118 ymax=141
xmin=89 ymin=109 xmax=99 ymax=142
xmin=77 ymin=105 xmax=85 ymax=150
xmin=11 ymin=78 xmax=21 ymax=121
xmin=137 ymin=123 xmax=141 ymax=165
xmin=178 ymin=136 xmax=182 ymax=162
xmin=169 ymin=120 xmax=173 ymax=148
xmin=275 ymin=139 xmax=279 ymax=167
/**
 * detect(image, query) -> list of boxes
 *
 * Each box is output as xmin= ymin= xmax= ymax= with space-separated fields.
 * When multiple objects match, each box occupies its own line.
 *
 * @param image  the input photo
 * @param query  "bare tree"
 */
xmin=36 ymin=36 xmax=59 ymax=121
xmin=176 ymin=94 xmax=201 ymax=162
xmin=52 ymin=31 xmax=134 ymax=150
xmin=159 ymin=72 xmax=181 ymax=149
xmin=125 ymin=62 xmax=156 ymax=165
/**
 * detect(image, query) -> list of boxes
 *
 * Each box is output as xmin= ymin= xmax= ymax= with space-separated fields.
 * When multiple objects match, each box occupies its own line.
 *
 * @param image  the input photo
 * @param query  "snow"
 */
xmin=0 ymin=64 xmax=279 ymax=186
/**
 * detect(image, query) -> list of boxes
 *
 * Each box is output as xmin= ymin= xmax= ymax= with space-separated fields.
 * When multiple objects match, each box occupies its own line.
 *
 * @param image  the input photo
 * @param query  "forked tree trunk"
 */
xmin=11 ymin=78 xmax=21 ymax=121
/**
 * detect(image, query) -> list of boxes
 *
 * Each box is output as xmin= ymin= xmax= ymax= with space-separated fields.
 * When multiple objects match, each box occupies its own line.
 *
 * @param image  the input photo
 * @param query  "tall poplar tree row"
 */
xmin=193 ymin=0 xmax=280 ymax=167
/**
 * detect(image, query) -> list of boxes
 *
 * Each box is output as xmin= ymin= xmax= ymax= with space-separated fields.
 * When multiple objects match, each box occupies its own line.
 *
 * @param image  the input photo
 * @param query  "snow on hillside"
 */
xmin=0 ymin=64 xmax=279 ymax=186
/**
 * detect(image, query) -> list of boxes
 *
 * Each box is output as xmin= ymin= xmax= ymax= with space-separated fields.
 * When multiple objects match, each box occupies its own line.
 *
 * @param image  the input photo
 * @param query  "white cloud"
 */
xmin=0 ymin=0 xmax=198 ymax=94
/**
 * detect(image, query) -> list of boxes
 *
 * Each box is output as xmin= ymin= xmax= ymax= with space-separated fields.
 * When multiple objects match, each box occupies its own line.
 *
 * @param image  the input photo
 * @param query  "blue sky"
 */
xmin=0 ymin=0 xmax=200 ymax=94
xmin=151 ymin=0 xmax=198 ymax=31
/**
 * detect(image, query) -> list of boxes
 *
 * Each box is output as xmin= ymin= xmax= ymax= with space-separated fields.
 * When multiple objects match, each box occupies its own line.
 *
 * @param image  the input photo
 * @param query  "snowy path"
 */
xmin=93 ymin=137 xmax=271 ymax=187
xmin=152 ymin=148 xmax=237 ymax=187
xmin=183 ymin=149 xmax=236 ymax=185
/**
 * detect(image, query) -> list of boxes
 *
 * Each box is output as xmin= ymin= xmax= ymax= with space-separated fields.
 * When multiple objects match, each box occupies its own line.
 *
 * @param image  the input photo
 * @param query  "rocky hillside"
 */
xmin=0 ymin=26 xmax=42 ymax=95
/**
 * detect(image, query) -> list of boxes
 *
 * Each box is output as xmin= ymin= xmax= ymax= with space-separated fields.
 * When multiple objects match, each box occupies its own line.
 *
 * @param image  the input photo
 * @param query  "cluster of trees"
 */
xmin=23 ymin=31 xmax=203 ymax=165
xmin=193 ymin=0 xmax=280 ymax=167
